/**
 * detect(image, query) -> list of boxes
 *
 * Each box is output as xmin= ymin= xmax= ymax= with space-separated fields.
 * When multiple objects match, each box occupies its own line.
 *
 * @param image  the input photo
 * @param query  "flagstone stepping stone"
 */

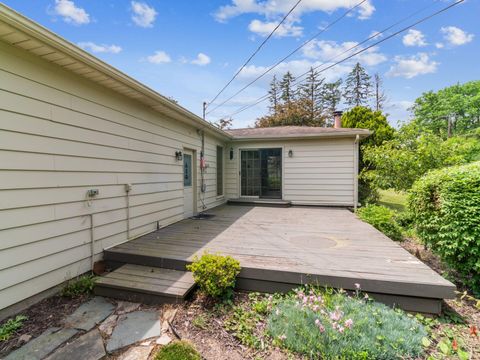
xmin=116 ymin=300 xmax=141 ymax=314
xmin=117 ymin=345 xmax=154 ymax=360
xmin=5 ymin=327 xmax=78 ymax=360
xmin=45 ymin=329 xmax=105 ymax=360
xmin=98 ymin=314 xmax=118 ymax=336
xmin=64 ymin=296 xmax=115 ymax=331
xmin=106 ymin=310 xmax=161 ymax=353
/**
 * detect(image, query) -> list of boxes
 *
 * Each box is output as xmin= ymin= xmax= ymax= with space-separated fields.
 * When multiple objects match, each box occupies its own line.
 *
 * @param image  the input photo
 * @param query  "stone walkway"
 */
xmin=5 ymin=297 xmax=171 ymax=360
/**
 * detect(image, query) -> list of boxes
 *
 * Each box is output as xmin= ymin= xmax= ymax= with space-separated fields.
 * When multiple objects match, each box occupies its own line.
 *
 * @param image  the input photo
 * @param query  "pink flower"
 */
xmin=318 ymin=324 xmax=325 ymax=333
xmin=354 ymin=283 xmax=361 ymax=290
xmin=330 ymin=310 xmax=343 ymax=321
xmin=338 ymin=326 xmax=345 ymax=333
xmin=315 ymin=319 xmax=320 ymax=325
xmin=279 ymin=334 xmax=287 ymax=341
xmin=345 ymin=318 xmax=353 ymax=329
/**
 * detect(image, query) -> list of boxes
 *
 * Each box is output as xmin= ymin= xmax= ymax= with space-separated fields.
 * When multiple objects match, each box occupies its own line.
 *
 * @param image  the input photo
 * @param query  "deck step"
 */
xmin=227 ymin=198 xmax=292 ymax=207
xmin=94 ymin=264 xmax=196 ymax=304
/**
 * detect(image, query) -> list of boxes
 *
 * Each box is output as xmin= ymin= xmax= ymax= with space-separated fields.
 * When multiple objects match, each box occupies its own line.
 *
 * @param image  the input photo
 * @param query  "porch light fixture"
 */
xmin=175 ymin=151 xmax=183 ymax=161
xmin=288 ymin=149 xmax=293 ymax=158
xmin=229 ymin=147 xmax=234 ymax=160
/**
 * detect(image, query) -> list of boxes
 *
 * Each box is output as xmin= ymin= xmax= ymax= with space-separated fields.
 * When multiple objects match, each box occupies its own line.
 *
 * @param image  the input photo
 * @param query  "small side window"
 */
xmin=216 ymin=146 xmax=223 ymax=196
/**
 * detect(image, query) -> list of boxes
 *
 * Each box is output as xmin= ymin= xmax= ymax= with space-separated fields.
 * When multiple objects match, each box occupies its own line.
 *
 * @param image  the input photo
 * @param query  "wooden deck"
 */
xmin=104 ymin=205 xmax=455 ymax=313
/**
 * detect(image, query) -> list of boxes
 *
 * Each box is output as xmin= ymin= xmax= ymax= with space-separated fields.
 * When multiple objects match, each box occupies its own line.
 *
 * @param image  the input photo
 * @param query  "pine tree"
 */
xmin=298 ymin=67 xmax=325 ymax=125
xmin=268 ymin=75 xmax=280 ymax=116
xmin=343 ymin=62 xmax=372 ymax=107
xmin=321 ymin=79 xmax=342 ymax=126
xmin=373 ymin=73 xmax=387 ymax=111
xmin=279 ymin=71 xmax=296 ymax=104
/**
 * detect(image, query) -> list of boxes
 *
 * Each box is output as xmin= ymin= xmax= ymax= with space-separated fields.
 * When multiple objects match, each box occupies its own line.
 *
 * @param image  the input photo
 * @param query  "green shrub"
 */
xmin=268 ymin=287 xmax=426 ymax=359
xmin=187 ymin=253 xmax=241 ymax=299
xmin=61 ymin=274 xmax=96 ymax=297
xmin=408 ymin=161 xmax=480 ymax=293
xmin=0 ymin=315 xmax=27 ymax=341
xmin=357 ymin=204 xmax=403 ymax=241
xmin=154 ymin=340 xmax=201 ymax=360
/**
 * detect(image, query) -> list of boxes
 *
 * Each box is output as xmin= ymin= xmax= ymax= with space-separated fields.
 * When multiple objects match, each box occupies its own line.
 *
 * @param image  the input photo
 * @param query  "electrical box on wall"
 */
xmin=87 ymin=189 xmax=99 ymax=197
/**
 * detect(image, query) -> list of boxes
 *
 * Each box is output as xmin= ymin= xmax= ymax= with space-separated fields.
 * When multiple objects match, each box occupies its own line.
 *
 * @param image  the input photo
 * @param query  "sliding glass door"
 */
xmin=240 ymin=148 xmax=282 ymax=199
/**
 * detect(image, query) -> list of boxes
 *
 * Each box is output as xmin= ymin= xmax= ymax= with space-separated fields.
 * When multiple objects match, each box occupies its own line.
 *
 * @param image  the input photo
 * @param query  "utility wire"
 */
xmin=225 ymin=0 xmax=462 ymax=118
xmin=206 ymin=0 xmax=303 ymax=108
xmin=206 ymin=0 xmax=368 ymax=115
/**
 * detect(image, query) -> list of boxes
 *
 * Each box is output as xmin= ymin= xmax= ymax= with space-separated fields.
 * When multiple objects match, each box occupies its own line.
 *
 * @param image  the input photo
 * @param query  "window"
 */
xmin=183 ymin=153 xmax=192 ymax=187
xmin=216 ymin=146 xmax=224 ymax=196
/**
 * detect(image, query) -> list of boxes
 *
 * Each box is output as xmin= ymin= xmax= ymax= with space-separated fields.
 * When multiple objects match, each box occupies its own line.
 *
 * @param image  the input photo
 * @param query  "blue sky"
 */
xmin=3 ymin=0 xmax=478 ymax=128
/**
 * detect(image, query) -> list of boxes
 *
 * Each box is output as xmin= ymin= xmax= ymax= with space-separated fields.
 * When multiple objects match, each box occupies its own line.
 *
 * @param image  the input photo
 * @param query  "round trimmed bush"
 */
xmin=187 ymin=253 xmax=241 ymax=299
xmin=408 ymin=162 xmax=480 ymax=293
xmin=154 ymin=340 xmax=201 ymax=360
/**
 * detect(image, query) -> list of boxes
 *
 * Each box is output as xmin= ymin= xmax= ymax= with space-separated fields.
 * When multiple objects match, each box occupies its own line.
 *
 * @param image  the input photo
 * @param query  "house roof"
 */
xmin=0 ymin=4 xmax=371 ymax=144
xmin=0 ymin=3 xmax=231 ymax=140
xmin=225 ymin=126 xmax=371 ymax=140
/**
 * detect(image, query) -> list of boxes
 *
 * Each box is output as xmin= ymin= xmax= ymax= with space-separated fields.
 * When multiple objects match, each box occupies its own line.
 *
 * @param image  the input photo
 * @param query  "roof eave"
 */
xmin=228 ymin=130 xmax=372 ymax=142
xmin=0 ymin=4 xmax=232 ymax=141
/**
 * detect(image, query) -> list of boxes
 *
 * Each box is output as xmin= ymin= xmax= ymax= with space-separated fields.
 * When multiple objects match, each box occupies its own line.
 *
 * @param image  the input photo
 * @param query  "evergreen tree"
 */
xmin=373 ymin=73 xmax=387 ymax=111
xmin=343 ymin=62 xmax=372 ymax=107
xmin=268 ymin=75 xmax=280 ymax=116
xmin=279 ymin=71 xmax=296 ymax=104
xmin=321 ymin=79 xmax=342 ymax=126
xmin=298 ymin=67 xmax=325 ymax=125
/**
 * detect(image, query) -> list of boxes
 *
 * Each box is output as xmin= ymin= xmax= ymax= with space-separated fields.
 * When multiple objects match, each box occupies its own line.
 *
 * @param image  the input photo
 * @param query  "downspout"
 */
xmin=353 ymin=134 xmax=360 ymax=211
xmin=125 ymin=183 xmax=132 ymax=239
xmin=89 ymin=214 xmax=94 ymax=271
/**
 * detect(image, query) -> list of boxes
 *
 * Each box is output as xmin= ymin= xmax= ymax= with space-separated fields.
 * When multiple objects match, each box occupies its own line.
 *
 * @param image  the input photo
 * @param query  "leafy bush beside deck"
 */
xmin=357 ymin=204 xmax=403 ymax=241
xmin=187 ymin=253 xmax=241 ymax=299
xmin=409 ymin=161 xmax=480 ymax=294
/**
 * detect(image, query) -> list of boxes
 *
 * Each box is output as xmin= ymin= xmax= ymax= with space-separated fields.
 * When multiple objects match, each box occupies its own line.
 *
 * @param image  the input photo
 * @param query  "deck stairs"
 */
xmin=94 ymin=263 xmax=195 ymax=304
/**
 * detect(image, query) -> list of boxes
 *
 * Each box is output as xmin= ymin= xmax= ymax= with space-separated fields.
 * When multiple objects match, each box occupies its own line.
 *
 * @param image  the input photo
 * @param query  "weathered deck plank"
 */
xmin=104 ymin=205 xmax=455 ymax=313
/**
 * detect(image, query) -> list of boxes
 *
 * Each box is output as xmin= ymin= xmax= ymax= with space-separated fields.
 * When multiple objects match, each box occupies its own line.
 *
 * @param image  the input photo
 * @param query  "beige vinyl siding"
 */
xmin=0 ymin=41 xmax=226 ymax=310
xmin=225 ymin=138 xmax=356 ymax=206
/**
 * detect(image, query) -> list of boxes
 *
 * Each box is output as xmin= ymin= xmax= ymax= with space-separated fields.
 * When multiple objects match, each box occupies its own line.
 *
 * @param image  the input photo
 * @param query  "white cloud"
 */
xmin=302 ymin=40 xmax=387 ymax=66
xmin=402 ymin=29 xmax=427 ymax=47
xmin=248 ymin=19 xmax=303 ymax=37
xmin=53 ymin=0 xmax=90 ymax=25
xmin=237 ymin=59 xmax=351 ymax=86
xmin=435 ymin=42 xmax=444 ymax=49
xmin=387 ymin=53 xmax=438 ymax=79
xmin=191 ymin=53 xmax=211 ymax=66
xmin=77 ymin=42 xmax=122 ymax=54
xmin=147 ymin=51 xmax=171 ymax=64
xmin=369 ymin=30 xmax=383 ymax=39
xmin=131 ymin=1 xmax=157 ymax=28
xmin=441 ymin=26 xmax=474 ymax=46
xmin=214 ymin=0 xmax=375 ymax=22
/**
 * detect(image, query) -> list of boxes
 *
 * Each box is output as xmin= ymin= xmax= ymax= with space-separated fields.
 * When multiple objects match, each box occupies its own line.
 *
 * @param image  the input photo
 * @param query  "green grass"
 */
xmin=61 ymin=274 xmax=96 ymax=298
xmin=0 ymin=315 xmax=28 ymax=341
xmin=154 ymin=340 xmax=201 ymax=360
xmin=378 ymin=189 xmax=407 ymax=213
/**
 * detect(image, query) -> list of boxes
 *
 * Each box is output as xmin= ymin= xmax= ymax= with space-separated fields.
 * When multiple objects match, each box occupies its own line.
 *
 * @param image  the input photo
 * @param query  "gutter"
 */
xmin=229 ymin=131 xmax=371 ymax=142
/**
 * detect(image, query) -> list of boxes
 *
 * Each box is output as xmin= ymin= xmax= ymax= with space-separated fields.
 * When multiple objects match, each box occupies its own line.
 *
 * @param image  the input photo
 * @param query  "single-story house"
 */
xmin=0 ymin=5 xmax=370 ymax=314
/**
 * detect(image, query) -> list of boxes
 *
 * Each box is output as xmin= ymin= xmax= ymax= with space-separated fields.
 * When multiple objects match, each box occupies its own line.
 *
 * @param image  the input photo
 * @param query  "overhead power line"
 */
xmin=206 ymin=0 xmax=368 ymax=115
xmin=206 ymin=0 xmax=303 ymax=108
xmin=225 ymin=0 xmax=463 ymax=118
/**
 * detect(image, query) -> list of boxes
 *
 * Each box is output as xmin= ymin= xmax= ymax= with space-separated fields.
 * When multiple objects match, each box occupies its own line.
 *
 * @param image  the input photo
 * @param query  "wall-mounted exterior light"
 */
xmin=175 ymin=151 xmax=183 ymax=161
xmin=288 ymin=149 xmax=293 ymax=158
xmin=229 ymin=147 xmax=234 ymax=160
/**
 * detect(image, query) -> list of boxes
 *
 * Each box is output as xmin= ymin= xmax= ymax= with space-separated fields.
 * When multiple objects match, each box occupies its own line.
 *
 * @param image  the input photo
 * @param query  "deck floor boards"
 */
xmin=105 ymin=205 xmax=455 ymax=307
